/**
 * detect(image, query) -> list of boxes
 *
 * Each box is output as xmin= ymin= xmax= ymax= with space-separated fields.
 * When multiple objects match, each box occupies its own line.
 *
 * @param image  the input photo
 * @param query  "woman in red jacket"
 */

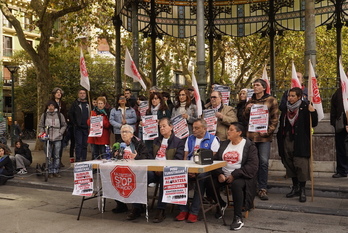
xmin=87 ymin=97 xmax=111 ymax=160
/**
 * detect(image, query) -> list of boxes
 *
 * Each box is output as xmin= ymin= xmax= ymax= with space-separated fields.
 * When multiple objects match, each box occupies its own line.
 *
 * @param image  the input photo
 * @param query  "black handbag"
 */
xmin=193 ymin=148 xmax=213 ymax=165
xmin=335 ymin=112 xmax=345 ymax=133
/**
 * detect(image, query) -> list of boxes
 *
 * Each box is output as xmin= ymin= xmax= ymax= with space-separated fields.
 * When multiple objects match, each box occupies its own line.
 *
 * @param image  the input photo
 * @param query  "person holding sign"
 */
xmin=152 ymin=118 xmax=185 ymax=223
xmin=277 ymin=87 xmax=318 ymax=202
xmin=244 ymin=79 xmax=279 ymax=201
xmin=171 ymin=89 xmax=198 ymax=135
xmin=109 ymin=94 xmax=137 ymax=142
xmin=87 ymin=97 xmax=110 ymax=160
xmin=207 ymin=91 xmax=237 ymax=141
xmin=210 ymin=122 xmax=258 ymax=230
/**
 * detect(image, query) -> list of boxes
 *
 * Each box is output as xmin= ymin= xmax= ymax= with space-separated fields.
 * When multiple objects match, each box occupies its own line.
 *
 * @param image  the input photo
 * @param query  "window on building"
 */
xmin=24 ymin=15 xmax=33 ymax=31
xmin=3 ymin=36 xmax=13 ymax=57
xmin=2 ymin=11 xmax=12 ymax=28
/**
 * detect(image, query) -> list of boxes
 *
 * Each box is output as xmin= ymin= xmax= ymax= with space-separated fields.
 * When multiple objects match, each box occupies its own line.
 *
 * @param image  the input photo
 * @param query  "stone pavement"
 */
xmin=5 ymin=140 xmax=348 ymax=219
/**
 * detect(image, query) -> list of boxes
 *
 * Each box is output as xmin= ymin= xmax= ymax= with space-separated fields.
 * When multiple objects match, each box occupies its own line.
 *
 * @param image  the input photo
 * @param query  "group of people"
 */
xmin=9 ymin=73 xmax=325 ymax=230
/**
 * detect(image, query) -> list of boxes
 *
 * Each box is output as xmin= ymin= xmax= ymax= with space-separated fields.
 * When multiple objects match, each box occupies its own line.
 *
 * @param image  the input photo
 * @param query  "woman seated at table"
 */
xmin=152 ymin=117 xmax=185 ymax=223
xmin=210 ymin=122 xmax=258 ymax=231
xmin=112 ymin=124 xmax=151 ymax=215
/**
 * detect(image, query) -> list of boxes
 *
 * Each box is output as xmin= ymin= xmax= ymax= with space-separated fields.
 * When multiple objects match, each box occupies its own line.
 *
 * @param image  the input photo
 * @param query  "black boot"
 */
xmin=286 ymin=177 xmax=300 ymax=198
xmin=299 ymin=182 xmax=306 ymax=202
xmin=286 ymin=185 xmax=300 ymax=198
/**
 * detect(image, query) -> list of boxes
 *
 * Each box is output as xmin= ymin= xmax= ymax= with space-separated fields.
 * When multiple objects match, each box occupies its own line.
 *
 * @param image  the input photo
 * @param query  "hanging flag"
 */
xmin=339 ymin=56 xmax=348 ymax=114
xmin=261 ymin=64 xmax=271 ymax=94
xmin=125 ymin=48 xmax=147 ymax=91
xmin=291 ymin=62 xmax=301 ymax=88
xmin=189 ymin=63 xmax=202 ymax=116
xmin=308 ymin=60 xmax=324 ymax=121
xmin=80 ymin=48 xmax=90 ymax=91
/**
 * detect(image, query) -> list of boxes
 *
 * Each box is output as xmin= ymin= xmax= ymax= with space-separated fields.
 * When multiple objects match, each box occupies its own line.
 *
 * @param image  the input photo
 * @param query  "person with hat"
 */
xmin=38 ymin=100 xmax=67 ymax=178
xmin=244 ymin=78 xmax=279 ymax=201
xmin=51 ymin=87 xmax=68 ymax=167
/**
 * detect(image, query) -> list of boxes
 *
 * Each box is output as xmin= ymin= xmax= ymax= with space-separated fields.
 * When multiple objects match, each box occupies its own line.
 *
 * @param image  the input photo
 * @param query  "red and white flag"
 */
xmin=189 ymin=63 xmax=202 ymax=116
xmin=261 ymin=64 xmax=271 ymax=94
xmin=339 ymin=56 xmax=348 ymax=114
xmin=291 ymin=62 xmax=301 ymax=88
xmin=125 ymin=48 xmax=147 ymax=90
xmin=308 ymin=60 xmax=324 ymax=121
xmin=100 ymin=164 xmax=148 ymax=204
xmin=80 ymin=48 xmax=90 ymax=91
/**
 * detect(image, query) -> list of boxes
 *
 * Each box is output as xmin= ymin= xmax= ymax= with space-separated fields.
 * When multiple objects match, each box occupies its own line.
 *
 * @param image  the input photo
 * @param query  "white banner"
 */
xmin=100 ymin=164 xmax=148 ymax=204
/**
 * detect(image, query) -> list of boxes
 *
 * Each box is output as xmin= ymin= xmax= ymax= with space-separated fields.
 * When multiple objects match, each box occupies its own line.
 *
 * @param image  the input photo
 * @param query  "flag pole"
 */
xmin=309 ymin=114 xmax=314 ymax=202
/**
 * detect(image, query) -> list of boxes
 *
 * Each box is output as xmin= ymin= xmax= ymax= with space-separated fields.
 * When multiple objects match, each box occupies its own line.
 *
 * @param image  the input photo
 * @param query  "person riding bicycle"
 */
xmin=38 ymin=101 xmax=67 ymax=178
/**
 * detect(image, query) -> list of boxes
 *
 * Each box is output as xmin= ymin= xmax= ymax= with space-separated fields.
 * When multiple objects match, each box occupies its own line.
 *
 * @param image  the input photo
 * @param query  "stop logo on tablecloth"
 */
xmin=110 ymin=166 xmax=136 ymax=198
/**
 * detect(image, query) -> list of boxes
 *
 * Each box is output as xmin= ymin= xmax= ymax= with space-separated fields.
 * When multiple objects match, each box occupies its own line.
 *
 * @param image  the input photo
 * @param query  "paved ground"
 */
xmin=3 ymin=140 xmax=348 ymax=233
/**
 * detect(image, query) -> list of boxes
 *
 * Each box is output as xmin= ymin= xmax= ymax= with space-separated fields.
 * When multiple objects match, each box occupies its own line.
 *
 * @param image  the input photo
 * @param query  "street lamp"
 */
xmin=5 ymin=65 xmax=19 ymax=147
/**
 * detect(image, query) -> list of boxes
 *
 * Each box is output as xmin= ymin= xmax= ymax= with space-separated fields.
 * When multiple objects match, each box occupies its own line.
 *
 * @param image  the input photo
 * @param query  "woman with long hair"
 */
xmin=171 ymin=88 xmax=197 ymax=134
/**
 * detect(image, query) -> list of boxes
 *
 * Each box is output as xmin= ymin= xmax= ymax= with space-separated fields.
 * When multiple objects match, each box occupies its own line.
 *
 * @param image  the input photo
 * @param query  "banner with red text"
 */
xmin=142 ymin=115 xmax=158 ymax=140
xmin=100 ymin=164 xmax=147 ymax=204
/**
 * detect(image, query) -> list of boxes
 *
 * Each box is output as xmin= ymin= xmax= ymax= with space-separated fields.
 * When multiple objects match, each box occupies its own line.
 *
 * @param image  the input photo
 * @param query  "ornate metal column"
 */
xmin=197 ymin=0 xmax=207 ymax=101
xmin=304 ymin=0 xmax=316 ymax=75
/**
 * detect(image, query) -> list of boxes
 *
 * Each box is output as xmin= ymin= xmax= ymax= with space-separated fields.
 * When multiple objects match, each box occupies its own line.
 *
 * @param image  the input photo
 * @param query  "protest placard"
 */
xmin=248 ymin=104 xmax=269 ymax=133
xmin=88 ymin=116 xmax=103 ymax=137
xmin=162 ymin=166 xmax=188 ymax=205
xmin=142 ymin=115 xmax=158 ymax=140
xmin=171 ymin=114 xmax=189 ymax=139
xmin=214 ymin=84 xmax=231 ymax=105
xmin=203 ymin=109 xmax=217 ymax=135
xmin=139 ymin=101 xmax=148 ymax=117
xmin=72 ymin=163 xmax=93 ymax=197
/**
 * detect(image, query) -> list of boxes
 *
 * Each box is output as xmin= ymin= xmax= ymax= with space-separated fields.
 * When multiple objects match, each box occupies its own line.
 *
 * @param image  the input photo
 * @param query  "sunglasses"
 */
xmin=210 ymin=96 xmax=218 ymax=99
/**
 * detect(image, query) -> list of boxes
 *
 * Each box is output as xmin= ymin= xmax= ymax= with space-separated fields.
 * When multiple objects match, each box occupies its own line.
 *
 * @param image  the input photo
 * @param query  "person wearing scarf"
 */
xmin=171 ymin=88 xmax=197 ymax=134
xmin=277 ymin=87 xmax=318 ymax=202
xmin=87 ymin=97 xmax=110 ymax=160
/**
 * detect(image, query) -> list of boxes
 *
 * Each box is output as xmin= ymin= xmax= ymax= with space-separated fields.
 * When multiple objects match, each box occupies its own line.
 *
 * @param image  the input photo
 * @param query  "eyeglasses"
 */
xmin=119 ymin=97 xmax=126 ymax=100
xmin=210 ymin=96 xmax=218 ymax=99
xmin=121 ymin=131 xmax=132 ymax=134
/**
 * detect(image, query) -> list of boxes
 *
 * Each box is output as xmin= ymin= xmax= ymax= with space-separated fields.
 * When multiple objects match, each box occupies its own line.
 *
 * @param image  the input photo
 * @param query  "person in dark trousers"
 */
xmin=69 ymin=88 xmax=90 ymax=162
xmin=277 ymin=87 xmax=318 ymax=202
xmin=330 ymin=86 xmax=348 ymax=178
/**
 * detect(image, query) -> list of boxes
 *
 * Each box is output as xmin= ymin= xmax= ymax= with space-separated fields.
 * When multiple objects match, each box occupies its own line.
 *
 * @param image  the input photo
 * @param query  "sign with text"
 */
xmin=203 ymin=109 xmax=217 ymax=135
xmin=171 ymin=115 xmax=189 ymax=139
xmin=72 ymin=163 xmax=93 ymax=197
xmin=100 ymin=164 xmax=147 ymax=204
xmin=248 ymin=104 xmax=269 ymax=133
xmin=214 ymin=85 xmax=231 ymax=105
xmin=162 ymin=166 xmax=188 ymax=205
xmin=142 ymin=115 xmax=158 ymax=140
xmin=88 ymin=116 xmax=103 ymax=137
xmin=139 ymin=101 xmax=149 ymax=117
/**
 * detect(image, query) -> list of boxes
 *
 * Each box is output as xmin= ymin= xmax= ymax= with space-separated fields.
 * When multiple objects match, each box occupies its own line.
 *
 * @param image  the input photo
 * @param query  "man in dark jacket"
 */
xmin=330 ymin=87 xmax=348 ymax=178
xmin=69 ymin=88 xmax=90 ymax=162
xmin=277 ymin=87 xmax=318 ymax=202
xmin=152 ymin=118 xmax=185 ymax=223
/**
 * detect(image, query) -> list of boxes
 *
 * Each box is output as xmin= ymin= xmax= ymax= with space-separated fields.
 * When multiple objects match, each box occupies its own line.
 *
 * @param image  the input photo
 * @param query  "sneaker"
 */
xmin=258 ymin=189 xmax=269 ymax=201
xmin=148 ymin=182 xmax=156 ymax=187
xmin=175 ymin=211 xmax=189 ymax=221
xmin=53 ymin=173 xmax=61 ymax=178
xmin=127 ymin=208 xmax=141 ymax=220
xmin=230 ymin=216 xmax=244 ymax=231
xmin=17 ymin=169 xmax=27 ymax=175
xmin=186 ymin=213 xmax=198 ymax=223
xmin=215 ymin=202 xmax=228 ymax=219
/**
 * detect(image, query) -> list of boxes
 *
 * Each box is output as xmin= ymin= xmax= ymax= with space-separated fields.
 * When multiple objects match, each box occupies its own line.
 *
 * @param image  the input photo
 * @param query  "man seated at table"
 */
xmin=152 ymin=118 xmax=185 ymax=223
xmin=210 ymin=122 xmax=258 ymax=230
xmin=175 ymin=119 xmax=220 ymax=223
xmin=112 ymin=124 xmax=151 ymax=216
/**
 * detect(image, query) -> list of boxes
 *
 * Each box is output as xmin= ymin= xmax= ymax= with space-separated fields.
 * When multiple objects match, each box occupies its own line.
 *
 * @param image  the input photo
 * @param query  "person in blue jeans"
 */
xmin=175 ymin=119 xmax=220 ymax=223
xmin=68 ymin=88 xmax=90 ymax=162
xmin=244 ymin=79 xmax=279 ymax=201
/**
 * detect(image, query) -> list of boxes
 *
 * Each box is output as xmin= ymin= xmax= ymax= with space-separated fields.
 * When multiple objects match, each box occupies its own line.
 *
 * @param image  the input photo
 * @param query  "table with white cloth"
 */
xmin=74 ymin=159 xmax=227 ymax=233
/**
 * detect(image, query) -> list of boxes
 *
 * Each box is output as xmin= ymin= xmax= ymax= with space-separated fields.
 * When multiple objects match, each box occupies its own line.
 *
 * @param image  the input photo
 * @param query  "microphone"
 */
xmin=118 ymin=142 xmax=127 ymax=160
xmin=113 ymin=142 xmax=120 ymax=150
